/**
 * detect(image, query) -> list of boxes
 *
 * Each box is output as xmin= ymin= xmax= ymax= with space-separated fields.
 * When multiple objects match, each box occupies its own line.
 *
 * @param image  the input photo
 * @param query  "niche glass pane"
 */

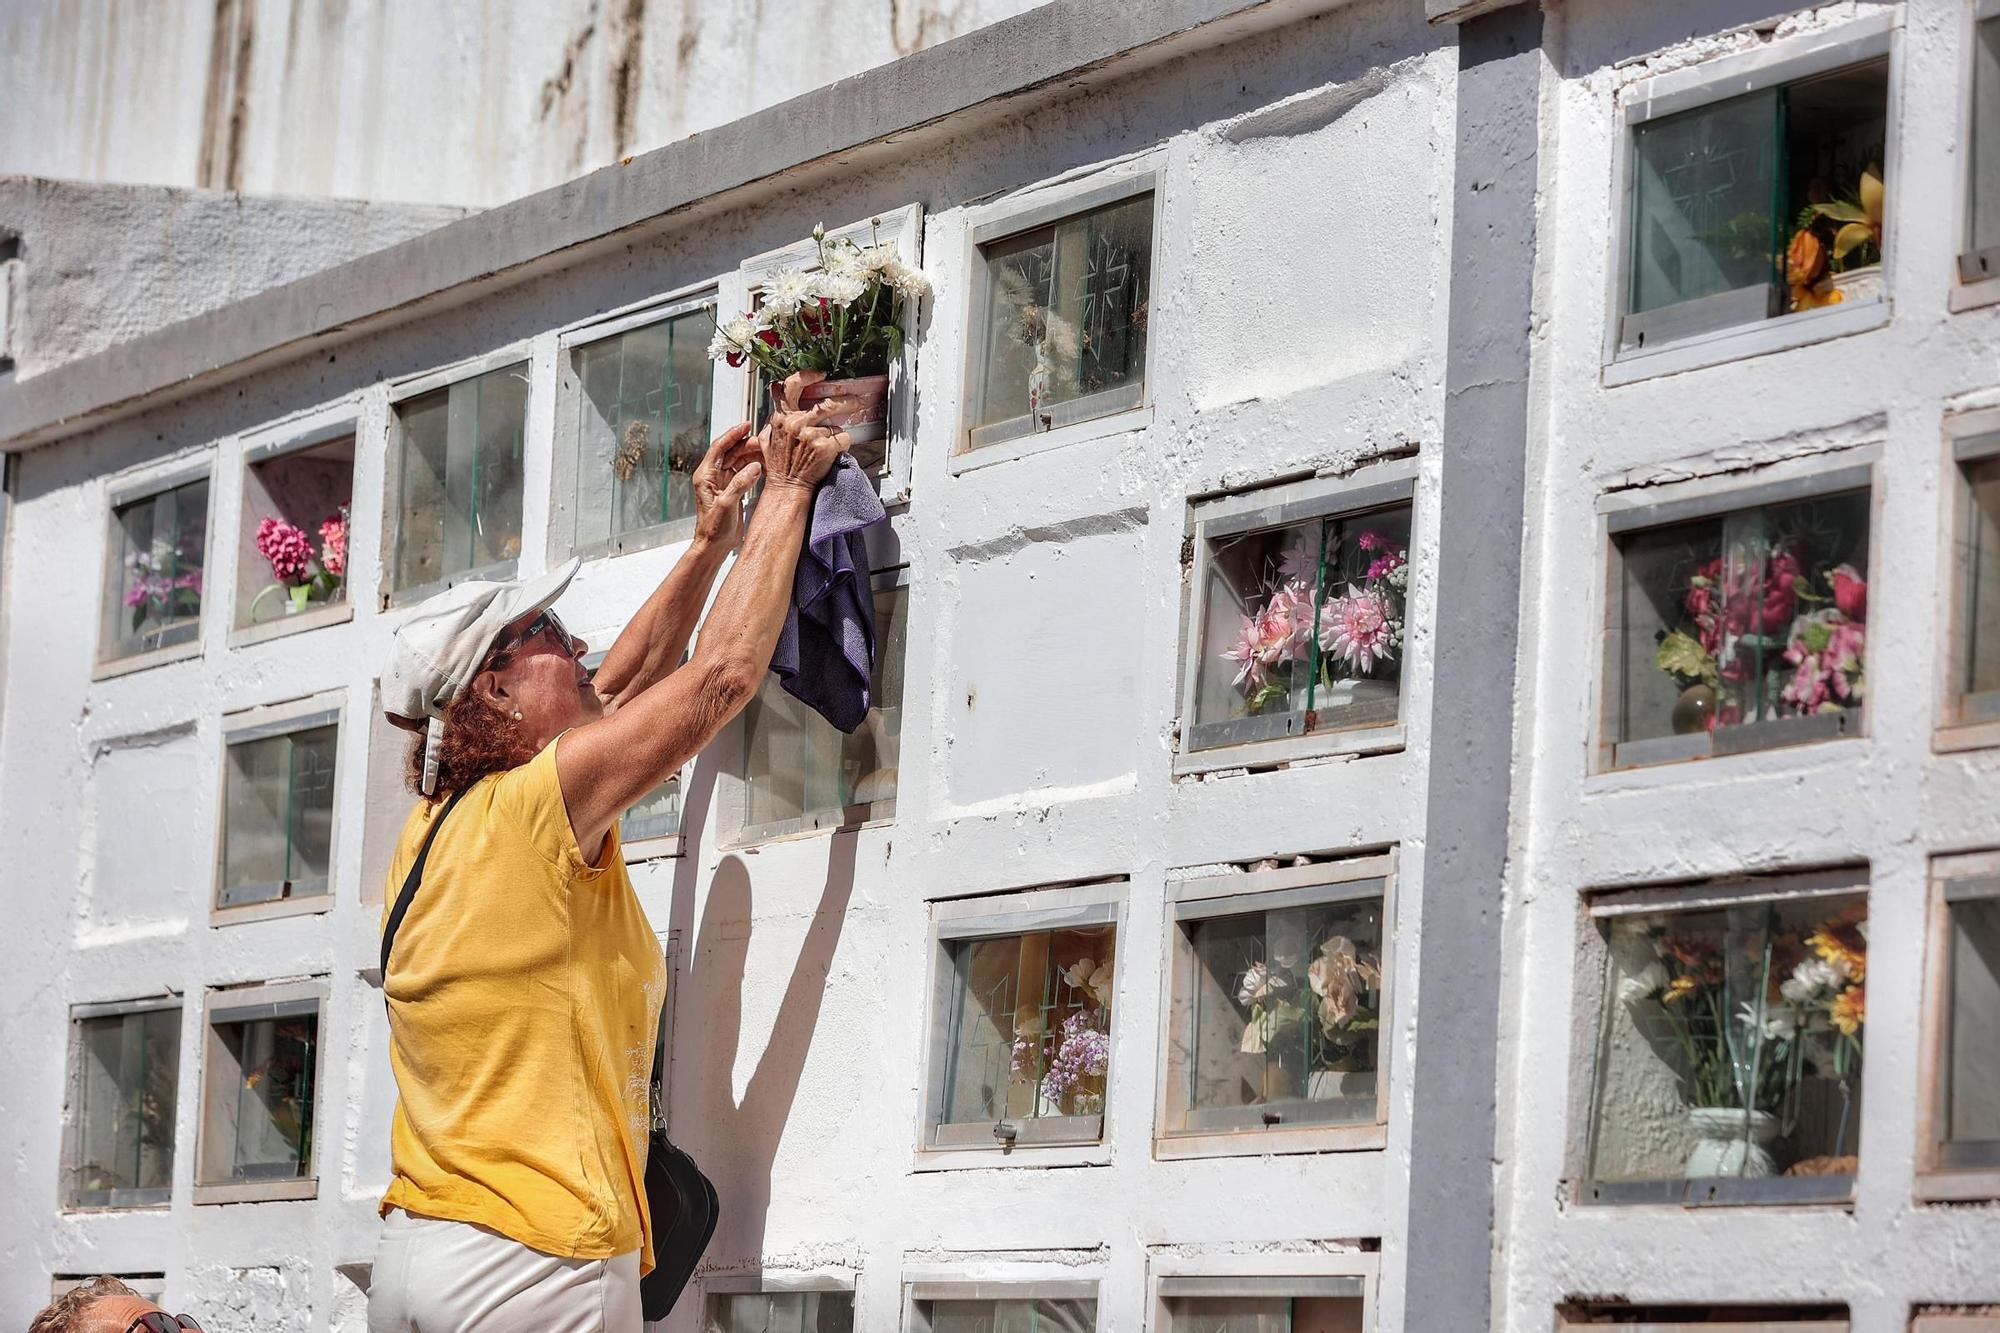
xmin=1610 ymin=487 xmax=1869 ymax=754
xmin=939 ymin=924 xmax=1115 ymax=1139
xmin=1589 ymin=891 xmax=1867 ymax=1196
xmin=1175 ymin=892 xmax=1383 ymax=1132
xmin=1191 ymin=503 xmax=1410 ymax=750
xmin=741 ymin=582 xmax=905 ymax=840
xmin=623 ymin=775 xmax=682 ymax=845
xmin=1960 ymin=457 xmax=2000 ymax=711
xmin=925 ymin=1299 xmax=1097 ymax=1333
xmin=236 ymin=438 xmax=353 ymax=627
xmin=105 ymin=478 xmax=208 ymax=660
xmin=708 ymin=1292 xmax=854 ymax=1333
xmin=216 ymin=1011 xmax=317 ymax=1181
xmin=1972 ymin=18 xmax=2000 ymax=265
xmin=972 ymin=193 xmax=1152 ymax=443
xmin=70 ymin=1008 xmax=179 ymax=1206
xmin=573 ymin=308 xmax=713 ymax=550
xmin=220 ymin=724 xmax=337 ymax=908
xmin=1624 ymin=60 xmax=1888 ymax=346
xmin=1167 ymin=1295 xmax=1366 ymax=1333
xmin=394 ymin=362 xmax=529 ymax=592
xmin=1941 ymin=893 xmax=2000 ymax=1165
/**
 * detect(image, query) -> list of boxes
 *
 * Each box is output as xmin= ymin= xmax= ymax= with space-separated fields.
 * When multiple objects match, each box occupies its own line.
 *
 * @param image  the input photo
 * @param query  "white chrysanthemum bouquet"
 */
xmin=707 ymin=225 xmax=931 ymax=383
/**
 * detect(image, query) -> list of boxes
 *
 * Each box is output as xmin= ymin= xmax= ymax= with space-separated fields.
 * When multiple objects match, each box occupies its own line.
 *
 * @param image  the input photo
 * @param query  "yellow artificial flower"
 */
xmin=1807 ymin=926 xmax=1867 ymax=983
xmin=1830 ymin=985 xmax=1866 ymax=1036
xmin=1663 ymin=974 xmax=1698 ymax=1005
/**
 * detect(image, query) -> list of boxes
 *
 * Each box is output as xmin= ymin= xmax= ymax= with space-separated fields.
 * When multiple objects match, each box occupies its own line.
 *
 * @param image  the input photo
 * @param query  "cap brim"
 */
xmin=492 ymin=558 xmax=582 ymax=645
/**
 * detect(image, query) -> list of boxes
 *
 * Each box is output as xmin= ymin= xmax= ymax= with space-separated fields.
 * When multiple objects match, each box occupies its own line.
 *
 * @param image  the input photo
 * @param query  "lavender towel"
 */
xmin=768 ymin=454 xmax=886 ymax=733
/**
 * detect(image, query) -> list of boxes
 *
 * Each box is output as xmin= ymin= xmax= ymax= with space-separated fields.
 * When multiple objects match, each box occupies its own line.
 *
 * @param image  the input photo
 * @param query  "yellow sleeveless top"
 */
xmin=379 ymin=738 xmax=663 ymax=1273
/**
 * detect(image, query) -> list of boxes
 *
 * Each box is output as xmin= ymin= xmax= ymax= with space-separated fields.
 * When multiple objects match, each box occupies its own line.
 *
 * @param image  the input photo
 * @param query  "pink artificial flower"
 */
xmin=1781 ymin=610 xmax=1867 ymax=713
xmin=1220 ymin=580 xmax=1314 ymax=692
xmin=1357 ymin=530 xmax=1384 ymax=552
xmin=256 ymin=516 xmax=315 ymax=584
xmin=1320 ymin=585 xmax=1400 ymax=674
xmin=1365 ymin=546 xmax=1407 ymax=582
xmin=319 ymin=513 xmax=348 ymax=578
xmin=1831 ymin=564 xmax=1866 ymax=622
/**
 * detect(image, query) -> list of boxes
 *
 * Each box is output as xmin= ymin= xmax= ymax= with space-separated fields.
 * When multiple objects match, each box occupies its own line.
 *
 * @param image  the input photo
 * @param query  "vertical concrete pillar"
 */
xmin=1404 ymin=5 xmax=1542 ymax=1329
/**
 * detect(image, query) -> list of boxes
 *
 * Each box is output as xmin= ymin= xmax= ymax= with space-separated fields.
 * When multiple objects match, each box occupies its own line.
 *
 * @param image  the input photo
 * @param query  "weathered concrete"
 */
xmin=0 ymin=0 xmax=1352 ymax=452
xmin=0 ymin=177 xmax=467 ymax=379
xmin=1403 ymin=7 xmax=1541 ymax=1330
xmin=0 ymin=0 xmax=1048 ymax=208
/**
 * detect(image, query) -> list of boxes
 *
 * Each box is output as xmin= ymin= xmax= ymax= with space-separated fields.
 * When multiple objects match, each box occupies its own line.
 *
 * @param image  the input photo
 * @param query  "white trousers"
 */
xmin=368 ymin=1208 xmax=642 ymax=1333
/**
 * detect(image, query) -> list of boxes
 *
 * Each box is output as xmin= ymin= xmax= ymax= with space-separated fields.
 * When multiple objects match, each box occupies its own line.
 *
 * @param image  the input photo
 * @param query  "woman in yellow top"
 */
xmin=368 ymin=394 xmax=852 ymax=1333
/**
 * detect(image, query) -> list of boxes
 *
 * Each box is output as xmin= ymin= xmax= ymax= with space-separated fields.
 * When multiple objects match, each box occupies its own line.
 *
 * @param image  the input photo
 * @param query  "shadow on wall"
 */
xmin=667 ymin=759 xmax=858 ymax=1265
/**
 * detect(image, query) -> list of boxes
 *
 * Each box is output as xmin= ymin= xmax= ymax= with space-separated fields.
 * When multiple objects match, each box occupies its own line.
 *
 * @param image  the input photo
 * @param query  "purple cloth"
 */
xmin=768 ymin=454 xmax=886 ymax=733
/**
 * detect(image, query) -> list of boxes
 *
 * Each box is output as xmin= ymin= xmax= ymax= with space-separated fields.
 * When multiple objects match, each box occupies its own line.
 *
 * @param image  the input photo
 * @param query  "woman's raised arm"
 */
xmin=554 ymin=398 xmax=851 ymax=859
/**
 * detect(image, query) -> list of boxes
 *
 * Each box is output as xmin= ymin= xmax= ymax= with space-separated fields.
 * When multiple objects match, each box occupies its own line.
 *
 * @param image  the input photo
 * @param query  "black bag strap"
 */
xmin=380 ymin=786 xmax=472 ymax=984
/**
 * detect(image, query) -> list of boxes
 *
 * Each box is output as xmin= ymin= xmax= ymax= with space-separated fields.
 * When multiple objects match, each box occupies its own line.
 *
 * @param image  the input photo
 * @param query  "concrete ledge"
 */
xmin=1426 ymin=0 xmax=1530 ymax=25
xmin=0 ymin=0 xmax=1352 ymax=452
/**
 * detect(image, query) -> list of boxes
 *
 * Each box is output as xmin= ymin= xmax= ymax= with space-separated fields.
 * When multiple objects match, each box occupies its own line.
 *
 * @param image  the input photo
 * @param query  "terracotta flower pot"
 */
xmin=772 ymin=374 xmax=889 ymax=445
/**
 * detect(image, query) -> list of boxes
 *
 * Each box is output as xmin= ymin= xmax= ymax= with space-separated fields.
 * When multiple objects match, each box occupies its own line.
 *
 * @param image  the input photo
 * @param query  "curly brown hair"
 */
xmin=30 ymin=1276 xmax=137 ymax=1333
xmin=404 ymin=692 xmax=541 ymax=799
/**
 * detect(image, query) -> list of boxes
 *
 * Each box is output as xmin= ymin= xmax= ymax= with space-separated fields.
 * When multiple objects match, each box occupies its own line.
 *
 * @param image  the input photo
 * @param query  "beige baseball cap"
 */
xmin=382 ymin=559 xmax=580 ymax=791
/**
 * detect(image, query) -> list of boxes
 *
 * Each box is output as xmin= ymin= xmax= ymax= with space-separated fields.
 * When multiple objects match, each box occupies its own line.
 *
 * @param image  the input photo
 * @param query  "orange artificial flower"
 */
xmin=1830 ymin=985 xmax=1866 ymax=1036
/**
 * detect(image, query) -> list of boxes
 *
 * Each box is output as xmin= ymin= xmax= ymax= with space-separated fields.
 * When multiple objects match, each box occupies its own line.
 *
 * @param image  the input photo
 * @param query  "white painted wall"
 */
xmin=1495 ymin=0 xmax=2000 ymax=1329
xmin=0 ymin=0 xmax=1047 ymax=208
xmin=0 ymin=2 xmax=1460 ymax=1329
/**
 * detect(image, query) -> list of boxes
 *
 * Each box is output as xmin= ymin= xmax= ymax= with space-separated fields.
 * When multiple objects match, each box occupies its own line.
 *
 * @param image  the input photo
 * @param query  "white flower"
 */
xmin=808 ymin=270 xmax=867 ymax=307
xmin=1062 ymin=957 xmax=1115 ymax=1009
xmin=761 ymin=268 xmax=815 ymax=318
xmin=1235 ymin=961 xmax=1288 ymax=1009
xmin=1617 ymin=960 xmax=1667 ymax=1007
xmin=706 ymin=315 xmax=757 ymax=361
xmin=1782 ymin=956 xmax=1840 ymax=1004
xmin=1737 ymin=1001 xmax=1798 ymax=1042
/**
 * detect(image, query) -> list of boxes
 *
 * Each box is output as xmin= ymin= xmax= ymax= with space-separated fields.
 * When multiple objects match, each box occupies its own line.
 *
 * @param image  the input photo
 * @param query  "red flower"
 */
xmin=757 ymin=328 xmax=781 ymax=348
xmin=1831 ymin=564 xmax=1867 ymax=622
xmin=1722 ymin=548 xmax=1799 ymax=637
xmin=726 ymin=350 xmax=745 ymax=368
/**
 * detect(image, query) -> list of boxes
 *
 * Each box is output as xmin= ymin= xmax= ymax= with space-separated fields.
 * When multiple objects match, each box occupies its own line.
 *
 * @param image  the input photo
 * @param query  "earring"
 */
xmin=512 ymin=710 xmax=524 ymax=721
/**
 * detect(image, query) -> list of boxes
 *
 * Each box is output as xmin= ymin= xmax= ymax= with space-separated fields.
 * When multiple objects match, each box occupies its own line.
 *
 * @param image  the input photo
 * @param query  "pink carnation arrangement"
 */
xmin=249 ymin=508 xmax=348 ymax=619
xmin=257 ymin=517 xmax=315 ymax=585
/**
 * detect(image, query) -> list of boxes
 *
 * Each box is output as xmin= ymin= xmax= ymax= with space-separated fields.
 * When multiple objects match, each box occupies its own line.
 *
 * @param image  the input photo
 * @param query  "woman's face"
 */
xmin=473 ymin=610 xmax=602 ymax=746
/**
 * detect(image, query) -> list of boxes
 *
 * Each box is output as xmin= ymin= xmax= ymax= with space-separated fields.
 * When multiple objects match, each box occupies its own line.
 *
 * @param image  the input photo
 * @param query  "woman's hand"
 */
xmin=759 ymin=371 xmax=853 ymax=496
xmin=690 ymin=423 xmax=761 ymax=549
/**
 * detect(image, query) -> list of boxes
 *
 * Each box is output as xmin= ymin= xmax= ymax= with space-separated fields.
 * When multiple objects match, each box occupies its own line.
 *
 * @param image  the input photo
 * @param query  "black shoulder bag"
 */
xmin=379 ymin=790 xmax=719 ymax=1321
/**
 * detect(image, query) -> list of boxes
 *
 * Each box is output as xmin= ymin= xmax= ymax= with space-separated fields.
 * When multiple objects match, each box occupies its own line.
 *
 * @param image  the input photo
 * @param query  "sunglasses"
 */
xmin=128 ymin=1317 xmax=203 ymax=1333
xmin=486 ymin=609 xmax=573 ymax=664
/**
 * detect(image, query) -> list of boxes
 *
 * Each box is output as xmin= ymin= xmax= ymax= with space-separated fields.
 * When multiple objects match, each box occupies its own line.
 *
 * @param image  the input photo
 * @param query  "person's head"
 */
xmin=28 ymin=1277 xmax=200 ymax=1333
xmin=382 ymin=560 xmax=592 ymax=798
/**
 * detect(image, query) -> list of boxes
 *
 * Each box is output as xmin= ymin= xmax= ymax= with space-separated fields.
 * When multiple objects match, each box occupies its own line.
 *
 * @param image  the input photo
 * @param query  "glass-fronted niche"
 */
xmin=1950 ymin=437 xmax=2000 ymax=731
xmin=102 ymin=474 xmax=209 ymax=664
xmin=1160 ymin=856 xmax=1388 ymax=1155
xmin=1560 ymin=1305 xmax=1848 ymax=1330
xmin=909 ymin=1284 xmax=1098 ymax=1333
xmin=236 ymin=427 xmax=353 ymax=630
xmin=1603 ymin=466 xmax=1870 ymax=769
xmin=196 ymin=982 xmax=323 ymax=1204
xmin=1620 ymin=47 xmax=1888 ymax=352
xmin=1159 ymin=1276 xmax=1369 ymax=1333
xmin=64 ymin=999 xmax=179 ymax=1208
xmin=1962 ymin=10 xmax=2000 ymax=284
xmin=737 ymin=572 xmax=906 ymax=842
xmin=706 ymin=1290 xmax=853 ymax=1333
xmin=391 ymin=361 xmax=529 ymax=597
xmin=1182 ymin=470 xmax=1414 ymax=771
xmin=570 ymin=303 xmax=714 ymax=556
xmin=1584 ymin=871 xmax=1867 ymax=1206
xmin=217 ymin=707 xmax=339 ymax=912
xmin=966 ymin=179 xmax=1155 ymax=453
xmin=1921 ymin=853 xmax=2000 ymax=1199
xmin=925 ymin=886 xmax=1120 ymax=1153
